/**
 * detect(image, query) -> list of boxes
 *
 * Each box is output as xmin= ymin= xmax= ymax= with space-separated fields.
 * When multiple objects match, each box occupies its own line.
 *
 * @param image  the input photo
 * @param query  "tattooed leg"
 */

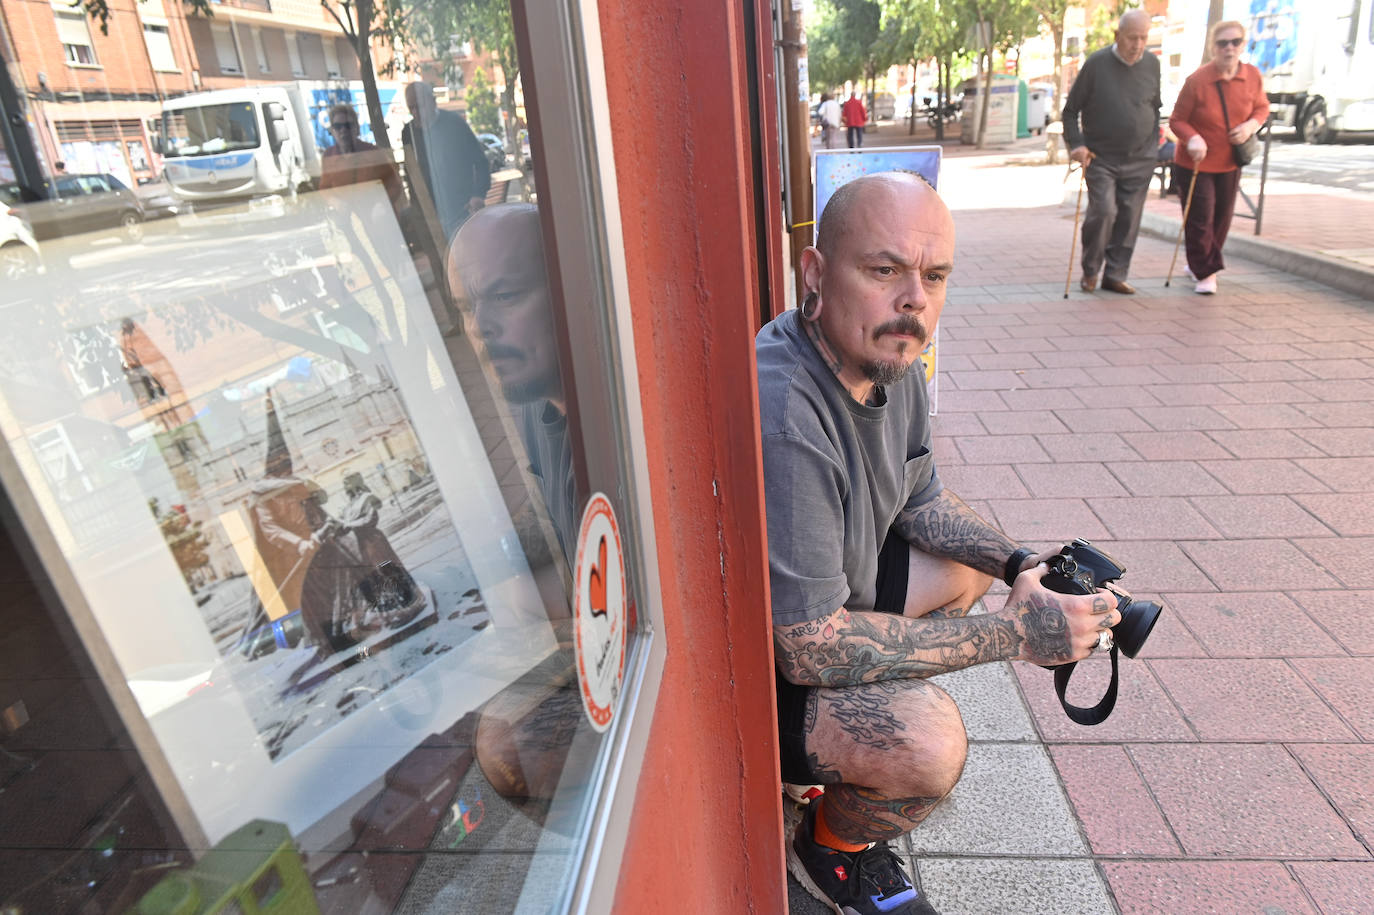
xmin=902 ymin=544 xmax=993 ymax=620
xmin=804 ymin=678 xmax=968 ymax=844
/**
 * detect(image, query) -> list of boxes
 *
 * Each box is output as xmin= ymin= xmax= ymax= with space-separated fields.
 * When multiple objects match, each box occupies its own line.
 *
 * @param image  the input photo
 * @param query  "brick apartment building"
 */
xmin=1 ymin=0 xmax=366 ymax=186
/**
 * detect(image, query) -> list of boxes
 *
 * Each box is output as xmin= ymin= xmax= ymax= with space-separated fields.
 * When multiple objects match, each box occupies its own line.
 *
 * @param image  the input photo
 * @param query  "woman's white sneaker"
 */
xmin=1195 ymin=275 xmax=1217 ymax=295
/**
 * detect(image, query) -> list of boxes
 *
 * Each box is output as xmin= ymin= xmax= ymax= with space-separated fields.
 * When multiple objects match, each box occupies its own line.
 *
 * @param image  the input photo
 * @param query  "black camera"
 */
xmin=1042 ymin=539 xmax=1162 ymax=659
xmin=1039 ymin=539 xmax=1163 ymax=725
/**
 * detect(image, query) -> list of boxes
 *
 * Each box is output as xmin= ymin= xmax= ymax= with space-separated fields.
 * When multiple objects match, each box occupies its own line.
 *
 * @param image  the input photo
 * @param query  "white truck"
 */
xmin=1236 ymin=0 xmax=1374 ymax=143
xmin=157 ymin=81 xmax=408 ymax=207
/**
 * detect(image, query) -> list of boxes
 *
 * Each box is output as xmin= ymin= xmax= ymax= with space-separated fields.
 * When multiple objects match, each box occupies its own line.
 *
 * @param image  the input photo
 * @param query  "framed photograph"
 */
xmin=0 ymin=183 xmax=557 ymax=844
xmin=814 ymin=146 xmax=943 ymax=413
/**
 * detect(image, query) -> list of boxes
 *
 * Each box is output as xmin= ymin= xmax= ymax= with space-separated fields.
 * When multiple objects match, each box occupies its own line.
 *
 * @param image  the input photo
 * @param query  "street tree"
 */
xmin=1027 ymin=0 xmax=1078 ymax=118
xmin=465 ymin=67 xmax=502 ymax=136
xmin=965 ymin=0 xmax=1039 ymax=147
xmin=807 ymin=0 xmax=890 ymax=108
xmin=882 ymin=0 xmax=975 ymax=139
xmin=408 ymin=0 xmax=522 ymax=144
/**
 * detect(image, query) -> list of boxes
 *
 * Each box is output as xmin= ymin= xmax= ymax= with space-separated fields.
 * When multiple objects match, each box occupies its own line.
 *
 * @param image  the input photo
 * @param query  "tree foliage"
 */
xmin=1027 ymin=0 xmax=1078 ymax=117
xmin=407 ymin=0 xmax=521 ymax=141
xmin=807 ymin=0 xmax=885 ymax=96
xmin=464 ymin=67 xmax=501 ymax=136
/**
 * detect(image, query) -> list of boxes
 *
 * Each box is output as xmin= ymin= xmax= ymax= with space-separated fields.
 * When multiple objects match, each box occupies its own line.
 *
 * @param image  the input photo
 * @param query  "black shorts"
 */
xmin=776 ymin=528 xmax=909 ymax=784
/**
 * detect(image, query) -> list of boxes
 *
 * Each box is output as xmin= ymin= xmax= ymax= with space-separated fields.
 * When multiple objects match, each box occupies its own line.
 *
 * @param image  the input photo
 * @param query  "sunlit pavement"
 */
xmin=790 ymin=126 xmax=1374 ymax=914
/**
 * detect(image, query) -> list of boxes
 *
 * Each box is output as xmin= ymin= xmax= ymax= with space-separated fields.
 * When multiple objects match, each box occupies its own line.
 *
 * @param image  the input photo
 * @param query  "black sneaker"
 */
xmin=788 ymin=801 xmax=940 ymax=915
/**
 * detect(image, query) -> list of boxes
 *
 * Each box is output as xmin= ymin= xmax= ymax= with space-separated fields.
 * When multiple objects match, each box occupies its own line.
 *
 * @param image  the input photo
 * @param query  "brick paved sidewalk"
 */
xmin=789 ymin=137 xmax=1374 ymax=914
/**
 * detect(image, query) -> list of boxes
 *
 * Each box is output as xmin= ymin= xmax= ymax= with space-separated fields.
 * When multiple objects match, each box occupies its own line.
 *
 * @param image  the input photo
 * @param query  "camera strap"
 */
xmin=1052 ymin=646 xmax=1119 ymax=726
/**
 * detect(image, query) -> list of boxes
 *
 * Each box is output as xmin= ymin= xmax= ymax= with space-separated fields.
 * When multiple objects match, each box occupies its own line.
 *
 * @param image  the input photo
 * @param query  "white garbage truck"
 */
xmin=1237 ymin=0 xmax=1374 ymax=143
xmin=157 ymin=81 xmax=408 ymax=208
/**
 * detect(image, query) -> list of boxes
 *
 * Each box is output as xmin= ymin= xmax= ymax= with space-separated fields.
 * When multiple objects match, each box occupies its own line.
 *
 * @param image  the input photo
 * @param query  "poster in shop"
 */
xmin=0 ymin=182 xmax=558 ymax=843
xmin=813 ymin=145 xmax=942 ymax=413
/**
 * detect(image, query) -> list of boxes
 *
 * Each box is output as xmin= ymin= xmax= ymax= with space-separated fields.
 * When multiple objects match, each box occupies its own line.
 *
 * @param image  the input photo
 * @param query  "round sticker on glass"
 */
xmin=572 ymin=493 xmax=627 ymax=732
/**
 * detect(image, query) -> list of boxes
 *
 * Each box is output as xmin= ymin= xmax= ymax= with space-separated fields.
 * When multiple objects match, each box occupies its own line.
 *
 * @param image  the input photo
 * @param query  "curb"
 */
xmin=1137 ymin=209 xmax=1374 ymax=303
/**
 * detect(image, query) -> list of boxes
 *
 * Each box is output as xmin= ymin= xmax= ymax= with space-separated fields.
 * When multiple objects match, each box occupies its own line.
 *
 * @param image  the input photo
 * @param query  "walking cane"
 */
xmin=1063 ymin=160 xmax=1088 ymax=299
xmin=1166 ymin=165 xmax=1200 ymax=287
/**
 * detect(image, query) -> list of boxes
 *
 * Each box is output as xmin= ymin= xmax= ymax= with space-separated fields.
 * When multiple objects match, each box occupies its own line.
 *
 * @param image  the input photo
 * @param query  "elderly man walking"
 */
xmin=1062 ymin=10 xmax=1162 ymax=295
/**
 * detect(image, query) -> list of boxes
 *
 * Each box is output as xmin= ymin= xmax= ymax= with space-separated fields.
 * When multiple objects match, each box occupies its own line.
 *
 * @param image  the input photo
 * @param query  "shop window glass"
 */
xmin=0 ymin=0 xmax=647 ymax=910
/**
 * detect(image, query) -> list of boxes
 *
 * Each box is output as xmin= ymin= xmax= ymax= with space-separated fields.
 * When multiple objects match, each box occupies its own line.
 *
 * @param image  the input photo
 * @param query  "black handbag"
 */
xmin=1215 ymin=78 xmax=1258 ymax=168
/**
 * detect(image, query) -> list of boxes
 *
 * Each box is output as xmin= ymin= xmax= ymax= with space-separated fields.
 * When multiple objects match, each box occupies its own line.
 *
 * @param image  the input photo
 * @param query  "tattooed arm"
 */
xmin=774 ymin=564 xmax=1116 ymax=687
xmin=892 ymin=488 xmax=1030 ymax=579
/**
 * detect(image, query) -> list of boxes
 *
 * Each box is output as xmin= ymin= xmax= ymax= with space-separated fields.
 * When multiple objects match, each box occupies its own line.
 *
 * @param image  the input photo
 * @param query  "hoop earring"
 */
xmin=801 ymin=292 xmax=819 ymax=320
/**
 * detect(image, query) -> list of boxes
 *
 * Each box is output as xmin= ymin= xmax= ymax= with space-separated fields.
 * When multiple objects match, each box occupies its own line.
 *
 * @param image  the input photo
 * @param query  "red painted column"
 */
xmin=596 ymin=1 xmax=785 ymax=911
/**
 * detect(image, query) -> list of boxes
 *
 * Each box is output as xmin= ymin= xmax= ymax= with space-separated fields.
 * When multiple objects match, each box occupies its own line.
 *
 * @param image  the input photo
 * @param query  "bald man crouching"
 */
xmin=758 ymin=173 xmax=1117 ymax=915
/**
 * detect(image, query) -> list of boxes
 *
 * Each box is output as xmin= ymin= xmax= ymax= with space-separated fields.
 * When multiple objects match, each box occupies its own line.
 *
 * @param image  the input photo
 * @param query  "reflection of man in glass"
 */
xmin=447 ymin=203 xmax=587 ymax=826
xmin=448 ymin=203 xmax=579 ymax=565
xmin=402 ymin=82 xmax=491 ymax=242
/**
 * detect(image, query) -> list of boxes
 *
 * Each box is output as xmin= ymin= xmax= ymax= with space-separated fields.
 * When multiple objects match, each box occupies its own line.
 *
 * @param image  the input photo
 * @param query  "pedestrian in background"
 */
xmin=842 ymin=91 xmax=867 ymax=149
xmin=819 ymin=93 xmax=842 ymax=149
xmin=1169 ymin=19 xmax=1269 ymax=295
xmin=1061 ymin=9 xmax=1161 ymax=295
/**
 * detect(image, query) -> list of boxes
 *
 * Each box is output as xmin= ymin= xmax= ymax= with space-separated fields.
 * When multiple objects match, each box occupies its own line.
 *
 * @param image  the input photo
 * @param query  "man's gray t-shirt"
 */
xmin=757 ymin=309 xmax=942 ymax=626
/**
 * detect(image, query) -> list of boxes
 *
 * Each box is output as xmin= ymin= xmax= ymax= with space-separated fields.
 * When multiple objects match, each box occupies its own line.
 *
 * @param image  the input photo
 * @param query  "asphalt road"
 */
xmin=1252 ymin=128 xmax=1374 ymax=193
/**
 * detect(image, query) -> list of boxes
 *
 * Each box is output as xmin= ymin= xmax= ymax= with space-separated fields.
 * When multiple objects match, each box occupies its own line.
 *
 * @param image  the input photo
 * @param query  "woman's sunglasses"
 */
xmin=1214 ymin=37 xmax=1244 ymax=48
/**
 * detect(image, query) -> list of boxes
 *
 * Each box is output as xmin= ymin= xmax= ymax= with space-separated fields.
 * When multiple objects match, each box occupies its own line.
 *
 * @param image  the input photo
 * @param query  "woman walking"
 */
xmin=1168 ymin=19 xmax=1269 ymax=294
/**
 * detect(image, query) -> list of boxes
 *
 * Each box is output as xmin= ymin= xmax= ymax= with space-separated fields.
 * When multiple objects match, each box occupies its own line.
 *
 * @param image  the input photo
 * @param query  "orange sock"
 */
xmin=812 ymin=798 xmax=870 ymax=853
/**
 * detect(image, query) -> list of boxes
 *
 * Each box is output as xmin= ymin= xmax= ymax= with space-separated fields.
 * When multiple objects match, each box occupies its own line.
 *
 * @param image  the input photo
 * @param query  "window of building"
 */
xmin=249 ymin=27 xmax=270 ymax=72
xmin=211 ymin=23 xmax=241 ymax=74
xmin=55 ymin=10 xmax=98 ymax=66
xmin=144 ymin=24 xmax=178 ymax=71
xmin=321 ymin=35 xmax=341 ymax=77
xmin=285 ymin=30 xmax=304 ymax=76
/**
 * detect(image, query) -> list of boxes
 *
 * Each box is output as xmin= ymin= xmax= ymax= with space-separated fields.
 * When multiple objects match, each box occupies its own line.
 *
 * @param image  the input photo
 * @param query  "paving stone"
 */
xmin=1188 ymin=494 xmax=1331 ymax=538
xmin=1015 ymin=463 xmax=1130 ymax=499
xmin=1178 ymin=539 xmax=1341 ymax=590
xmin=985 ymin=498 xmax=1110 ymax=542
xmin=1048 ymin=745 xmax=1181 ymax=856
xmin=908 ymin=743 xmax=1086 ymax=857
xmin=1162 ymin=592 xmax=1344 ymax=658
xmin=1196 ymin=458 xmax=1332 ymax=494
xmin=1052 ymin=408 xmax=1155 ymax=434
xmin=1084 ymin=496 xmax=1219 ymax=539
xmin=954 ymin=434 xmax=1051 ymax=464
xmin=979 ymin=408 xmax=1069 ymax=435
xmin=1213 ymin=402 xmax=1325 ymax=430
xmin=930 ymin=661 xmax=1036 ymax=742
xmin=1127 ymin=743 xmax=1366 ymax=857
xmin=1286 ymin=590 xmax=1374 ymax=655
xmin=1012 ymin=658 xmax=1195 ymax=743
xmin=1295 ymin=426 xmax=1374 ymax=458
xmin=917 ymin=858 xmax=1112 ymax=915
xmin=1205 ymin=428 xmax=1328 ymax=459
xmin=1291 ymin=493 xmax=1374 ymax=536
xmin=1294 ymin=457 xmax=1374 ymax=491
xmin=1150 ymin=659 xmax=1355 ymax=741
xmin=1292 ymin=658 xmax=1374 ymax=741
xmin=1289 ymin=746 xmax=1374 ymax=848
xmin=937 ymin=463 xmax=1029 ymax=500
xmin=1103 ymin=861 xmax=1319 ymax=915
xmin=1291 ymin=863 xmax=1374 ymax=915
xmin=1118 ymin=430 xmax=1231 ymax=461
xmin=1294 ymin=536 xmax=1374 ymax=588
xmin=1038 ymin=432 xmax=1144 ymax=463
xmin=1106 ymin=461 xmax=1227 ymax=497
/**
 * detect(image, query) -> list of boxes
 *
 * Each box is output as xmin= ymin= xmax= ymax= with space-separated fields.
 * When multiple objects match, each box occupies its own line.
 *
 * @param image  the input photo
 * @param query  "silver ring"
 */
xmin=1095 ymin=630 xmax=1114 ymax=652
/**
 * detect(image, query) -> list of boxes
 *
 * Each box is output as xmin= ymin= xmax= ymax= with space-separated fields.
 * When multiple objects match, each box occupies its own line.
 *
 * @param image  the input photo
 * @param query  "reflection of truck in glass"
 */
xmin=1238 ymin=0 xmax=1374 ymax=143
xmin=157 ymin=82 xmax=407 ymax=207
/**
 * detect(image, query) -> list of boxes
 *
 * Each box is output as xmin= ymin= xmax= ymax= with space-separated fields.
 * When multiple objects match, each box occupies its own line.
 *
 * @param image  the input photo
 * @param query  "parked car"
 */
xmin=475 ymin=133 xmax=508 ymax=172
xmin=0 ymin=173 xmax=145 ymax=244
xmin=134 ymin=178 xmax=182 ymax=221
xmin=0 ymin=209 xmax=41 ymax=279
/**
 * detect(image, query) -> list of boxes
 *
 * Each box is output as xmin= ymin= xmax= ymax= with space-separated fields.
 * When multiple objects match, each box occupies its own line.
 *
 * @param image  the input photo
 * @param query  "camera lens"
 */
xmin=1113 ymin=597 xmax=1163 ymax=658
